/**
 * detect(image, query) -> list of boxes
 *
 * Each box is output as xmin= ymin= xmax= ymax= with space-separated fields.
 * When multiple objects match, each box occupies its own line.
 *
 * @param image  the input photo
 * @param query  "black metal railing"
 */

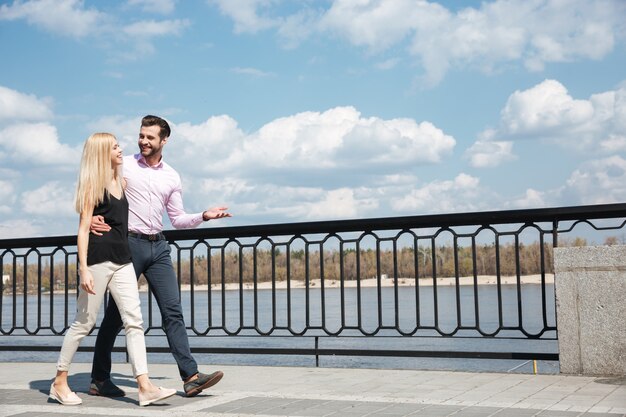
xmin=1 ymin=203 xmax=626 ymax=364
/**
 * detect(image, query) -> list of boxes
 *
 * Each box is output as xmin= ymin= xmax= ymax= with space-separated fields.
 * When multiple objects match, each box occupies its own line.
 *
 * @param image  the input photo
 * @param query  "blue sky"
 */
xmin=0 ymin=0 xmax=625 ymax=238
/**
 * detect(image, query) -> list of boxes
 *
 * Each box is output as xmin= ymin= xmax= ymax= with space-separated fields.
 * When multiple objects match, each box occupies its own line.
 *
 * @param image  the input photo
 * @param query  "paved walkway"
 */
xmin=0 ymin=362 xmax=624 ymax=416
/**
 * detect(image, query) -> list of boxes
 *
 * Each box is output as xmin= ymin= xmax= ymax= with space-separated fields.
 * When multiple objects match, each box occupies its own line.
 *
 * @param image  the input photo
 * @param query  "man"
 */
xmin=89 ymin=115 xmax=231 ymax=398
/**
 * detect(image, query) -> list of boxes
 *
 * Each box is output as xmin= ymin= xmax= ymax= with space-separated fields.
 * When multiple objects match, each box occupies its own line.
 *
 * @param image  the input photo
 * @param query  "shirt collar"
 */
xmin=135 ymin=153 xmax=164 ymax=169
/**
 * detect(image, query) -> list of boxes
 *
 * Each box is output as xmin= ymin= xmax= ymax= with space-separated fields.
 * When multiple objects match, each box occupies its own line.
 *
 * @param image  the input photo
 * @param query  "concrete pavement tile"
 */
xmin=535 ymin=410 xmax=581 ymax=416
xmin=375 ymin=403 xmax=429 ymax=414
xmin=306 ymin=400 xmax=363 ymax=411
xmin=408 ymin=404 xmax=463 ymax=416
xmin=579 ymin=414 xmax=626 ymax=417
xmin=490 ymin=408 xmax=540 ymax=416
xmin=587 ymin=406 xmax=612 ymax=413
xmin=287 ymin=407 xmax=335 ymax=416
xmin=445 ymin=406 xmax=502 ymax=416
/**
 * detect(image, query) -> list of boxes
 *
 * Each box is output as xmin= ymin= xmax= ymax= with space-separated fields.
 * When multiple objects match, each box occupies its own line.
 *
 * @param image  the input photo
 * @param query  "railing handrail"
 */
xmin=3 ymin=202 xmax=626 ymax=249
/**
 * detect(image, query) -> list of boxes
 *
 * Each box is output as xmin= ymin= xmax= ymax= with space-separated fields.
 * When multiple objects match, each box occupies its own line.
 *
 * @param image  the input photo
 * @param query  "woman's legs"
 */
xmin=53 ymin=262 xmax=111 ymax=399
xmin=106 ymin=263 xmax=166 ymax=397
xmin=107 ymin=263 xmax=148 ymax=378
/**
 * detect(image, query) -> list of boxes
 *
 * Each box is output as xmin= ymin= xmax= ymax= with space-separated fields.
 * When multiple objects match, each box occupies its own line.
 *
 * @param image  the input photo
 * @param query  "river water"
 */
xmin=0 ymin=284 xmax=559 ymax=374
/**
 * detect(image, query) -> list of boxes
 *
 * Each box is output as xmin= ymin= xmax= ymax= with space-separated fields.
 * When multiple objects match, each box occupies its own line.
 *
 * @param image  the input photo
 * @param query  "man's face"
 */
xmin=138 ymin=125 xmax=167 ymax=159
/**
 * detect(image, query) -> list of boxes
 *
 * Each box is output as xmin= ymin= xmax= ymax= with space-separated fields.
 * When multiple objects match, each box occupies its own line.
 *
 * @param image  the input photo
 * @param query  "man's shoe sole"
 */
xmin=185 ymin=371 xmax=224 ymax=397
xmin=88 ymin=388 xmax=125 ymax=397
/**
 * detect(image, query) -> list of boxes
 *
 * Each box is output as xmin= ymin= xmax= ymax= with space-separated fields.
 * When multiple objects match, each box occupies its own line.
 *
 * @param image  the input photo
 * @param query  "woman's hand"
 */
xmin=80 ymin=269 xmax=96 ymax=295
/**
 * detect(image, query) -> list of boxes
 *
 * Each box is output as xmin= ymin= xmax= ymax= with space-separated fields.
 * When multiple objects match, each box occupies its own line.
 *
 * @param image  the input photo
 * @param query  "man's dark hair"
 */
xmin=141 ymin=115 xmax=171 ymax=140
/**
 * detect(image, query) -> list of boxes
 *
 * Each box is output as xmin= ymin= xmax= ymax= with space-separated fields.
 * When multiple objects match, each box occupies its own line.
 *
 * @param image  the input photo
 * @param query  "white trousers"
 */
xmin=56 ymin=262 xmax=148 ymax=378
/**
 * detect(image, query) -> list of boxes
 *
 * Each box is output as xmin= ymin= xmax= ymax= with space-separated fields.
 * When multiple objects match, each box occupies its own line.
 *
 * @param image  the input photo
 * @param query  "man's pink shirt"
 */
xmin=124 ymin=154 xmax=203 ymax=234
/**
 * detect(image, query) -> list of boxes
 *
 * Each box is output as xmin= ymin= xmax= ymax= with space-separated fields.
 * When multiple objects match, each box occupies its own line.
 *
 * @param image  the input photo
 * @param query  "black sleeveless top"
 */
xmin=87 ymin=192 xmax=132 ymax=266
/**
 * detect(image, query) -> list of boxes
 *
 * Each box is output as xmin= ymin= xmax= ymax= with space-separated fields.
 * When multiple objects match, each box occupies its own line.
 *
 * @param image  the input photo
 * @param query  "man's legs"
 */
xmin=143 ymin=239 xmax=198 ymax=380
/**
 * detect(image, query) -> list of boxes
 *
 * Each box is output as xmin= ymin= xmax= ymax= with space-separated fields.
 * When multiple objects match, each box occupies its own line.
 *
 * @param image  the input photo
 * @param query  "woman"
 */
xmin=50 ymin=133 xmax=176 ymax=407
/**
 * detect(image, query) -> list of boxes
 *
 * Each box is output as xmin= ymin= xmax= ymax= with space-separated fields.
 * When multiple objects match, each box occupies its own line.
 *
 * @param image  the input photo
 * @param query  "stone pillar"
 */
xmin=554 ymin=245 xmax=626 ymax=376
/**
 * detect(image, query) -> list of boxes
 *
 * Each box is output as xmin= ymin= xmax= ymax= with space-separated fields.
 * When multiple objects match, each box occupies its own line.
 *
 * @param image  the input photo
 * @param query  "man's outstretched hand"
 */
xmin=90 ymin=215 xmax=111 ymax=236
xmin=202 ymin=207 xmax=232 ymax=221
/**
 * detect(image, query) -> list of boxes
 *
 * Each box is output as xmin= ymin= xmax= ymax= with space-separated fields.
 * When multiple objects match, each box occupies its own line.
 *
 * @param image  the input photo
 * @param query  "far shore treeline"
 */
xmin=1 ymin=236 xmax=622 ymax=294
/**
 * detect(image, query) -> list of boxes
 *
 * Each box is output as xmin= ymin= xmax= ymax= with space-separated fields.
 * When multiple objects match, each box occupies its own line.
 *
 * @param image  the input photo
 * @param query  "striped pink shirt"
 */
xmin=123 ymin=154 xmax=204 ymax=234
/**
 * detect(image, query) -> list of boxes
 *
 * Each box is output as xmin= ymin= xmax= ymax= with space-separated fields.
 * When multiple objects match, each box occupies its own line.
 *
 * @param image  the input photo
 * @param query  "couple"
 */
xmin=50 ymin=115 xmax=231 ymax=406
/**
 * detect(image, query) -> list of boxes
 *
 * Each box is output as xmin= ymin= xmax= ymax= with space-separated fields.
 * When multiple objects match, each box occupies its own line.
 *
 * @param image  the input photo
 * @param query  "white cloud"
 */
xmin=0 ymin=0 xmax=189 ymax=60
xmin=20 ymin=181 xmax=76 ymax=217
xmin=307 ymin=188 xmax=379 ymax=220
xmin=0 ymin=179 xmax=16 ymax=214
xmin=169 ymin=115 xmax=246 ymax=171
xmin=375 ymin=58 xmax=401 ymax=71
xmin=166 ymin=106 xmax=455 ymax=179
xmin=122 ymin=18 xmax=190 ymax=38
xmin=210 ymin=0 xmax=276 ymax=34
xmin=468 ymin=80 xmax=626 ymax=166
xmin=231 ymin=67 xmax=275 ymax=77
xmin=562 ymin=156 xmax=626 ymax=205
xmin=0 ymin=85 xmax=54 ymax=122
xmin=127 ymin=0 xmax=177 ymax=15
xmin=500 ymin=79 xmax=594 ymax=137
xmin=86 ymin=115 xmax=142 ymax=152
xmin=216 ymin=183 xmax=379 ymax=221
xmin=0 ymin=220 xmax=41 ymax=239
xmin=0 ymin=123 xmax=81 ymax=165
xmin=212 ymin=0 xmax=626 ymax=87
xmin=320 ymin=0 xmax=440 ymax=52
xmin=391 ymin=173 xmax=483 ymax=213
xmin=0 ymin=0 xmax=106 ymax=38
xmin=465 ymin=137 xmax=515 ymax=168
xmin=600 ymin=135 xmax=626 ymax=153
xmin=507 ymin=188 xmax=548 ymax=209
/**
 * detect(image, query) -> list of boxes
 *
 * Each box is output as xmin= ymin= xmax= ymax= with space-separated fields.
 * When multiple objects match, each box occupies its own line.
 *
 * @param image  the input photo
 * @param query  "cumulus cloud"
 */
xmin=561 ymin=156 xmax=626 ymax=205
xmin=127 ymin=0 xmax=178 ymax=15
xmin=0 ymin=0 xmax=106 ymax=38
xmin=467 ymin=79 xmax=626 ymax=167
xmin=0 ymin=219 xmax=41 ymax=239
xmin=0 ymin=0 xmax=189 ymax=59
xmin=166 ymin=106 xmax=455 ymax=182
xmin=0 ymin=123 xmax=81 ymax=166
xmin=20 ymin=181 xmax=76 ymax=217
xmin=100 ymin=107 xmax=458 ymax=221
xmin=0 ymin=85 xmax=54 ymax=122
xmin=211 ymin=0 xmax=276 ymax=33
xmin=231 ymin=67 xmax=275 ymax=77
xmin=391 ymin=173 xmax=483 ymax=213
xmin=309 ymin=188 xmax=379 ymax=219
xmin=506 ymin=188 xmax=548 ymax=209
xmin=0 ymin=179 xmax=16 ymax=214
xmin=500 ymin=79 xmax=594 ymax=137
xmin=465 ymin=137 xmax=515 ymax=168
xmin=122 ymin=18 xmax=190 ymax=38
xmin=320 ymin=0 xmax=441 ymax=52
xmin=212 ymin=0 xmax=626 ymax=87
xmin=224 ymin=183 xmax=379 ymax=221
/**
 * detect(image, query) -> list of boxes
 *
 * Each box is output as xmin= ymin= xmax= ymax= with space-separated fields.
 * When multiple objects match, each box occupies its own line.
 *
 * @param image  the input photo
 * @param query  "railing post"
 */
xmin=315 ymin=336 xmax=319 ymax=367
xmin=554 ymin=245 xmax=626 ymax=376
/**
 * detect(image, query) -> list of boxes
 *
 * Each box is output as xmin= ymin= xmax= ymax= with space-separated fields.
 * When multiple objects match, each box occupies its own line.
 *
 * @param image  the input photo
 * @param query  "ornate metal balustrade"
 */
xmin=1 ymin=203 xmax=626 ymax=365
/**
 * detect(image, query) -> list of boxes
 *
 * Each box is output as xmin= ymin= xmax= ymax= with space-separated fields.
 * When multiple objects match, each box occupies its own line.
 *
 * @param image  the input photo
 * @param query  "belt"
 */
xmin=128 ymin=231 xmax=165 ymax=241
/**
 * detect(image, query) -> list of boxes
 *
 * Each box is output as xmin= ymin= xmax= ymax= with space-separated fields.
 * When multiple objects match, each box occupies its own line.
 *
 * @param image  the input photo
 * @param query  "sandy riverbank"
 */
xmin=8 ymin=275 xmax=555 ymax=295
xmin=163 ymin=274 xmax=555 ymax=292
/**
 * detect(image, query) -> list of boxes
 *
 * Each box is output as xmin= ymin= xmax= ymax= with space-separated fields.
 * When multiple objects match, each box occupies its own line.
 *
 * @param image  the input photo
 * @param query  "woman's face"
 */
xmin=110 ymin=141 xmax=123 ymax=167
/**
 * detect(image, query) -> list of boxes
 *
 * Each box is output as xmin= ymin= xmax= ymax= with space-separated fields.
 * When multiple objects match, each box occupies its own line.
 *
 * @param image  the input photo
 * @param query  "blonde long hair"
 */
xmin=74 ymin=133 xmax=123 ymax=213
